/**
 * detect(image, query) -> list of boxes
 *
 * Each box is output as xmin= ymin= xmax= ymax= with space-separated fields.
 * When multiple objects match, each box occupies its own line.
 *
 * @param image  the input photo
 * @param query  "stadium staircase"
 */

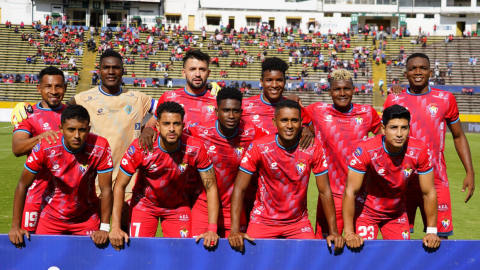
xmin=371 ymin=57 xmax=387 ymax=110
xmin=76 ymin=31 xmax=97 ymax=93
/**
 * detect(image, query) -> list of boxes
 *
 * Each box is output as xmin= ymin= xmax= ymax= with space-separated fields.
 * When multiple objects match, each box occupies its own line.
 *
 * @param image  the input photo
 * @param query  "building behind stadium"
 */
xmin=0 ymin=0 xmax=479 ymax=36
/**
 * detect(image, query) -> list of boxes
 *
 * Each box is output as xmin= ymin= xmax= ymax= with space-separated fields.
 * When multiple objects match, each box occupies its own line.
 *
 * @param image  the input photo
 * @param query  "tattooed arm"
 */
xmin=196 ymin=167 xmax=220 ymax=247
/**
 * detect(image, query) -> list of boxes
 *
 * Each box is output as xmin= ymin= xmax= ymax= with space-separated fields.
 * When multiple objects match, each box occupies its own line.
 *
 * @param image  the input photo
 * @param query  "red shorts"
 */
xmin=21 ymin=203 xmax=41 ymax=232
xmin=36 ymin=212 xmax=100 ymax=235
xmin=191 ymin=200 xmax=247 ymax=238
xmin=354 ymin=212 xmax=410 ymax=240
xmin=315 ymin=194 xmax=343 ymax=239
xmin=406 ymin=185 xmax=453 ymax=237
xmin=247 ymin=220 xmax=315 ymax=239
xmin=129 ymin=200 xmax=192 ymax=238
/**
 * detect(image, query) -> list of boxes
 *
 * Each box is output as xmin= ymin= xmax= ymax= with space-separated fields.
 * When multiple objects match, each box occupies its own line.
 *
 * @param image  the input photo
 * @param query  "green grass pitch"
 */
xmin=0 ymin=122 xmax=478 ymax=239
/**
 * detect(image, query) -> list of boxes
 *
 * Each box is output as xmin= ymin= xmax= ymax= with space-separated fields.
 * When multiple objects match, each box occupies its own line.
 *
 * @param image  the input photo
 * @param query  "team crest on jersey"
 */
xmin=235 ymin=146 xmax=244 ymax=156
xmin=206 ymin=104 xmax=215 ymax=114
xmin=79 ymin=164 xmax=89 ymax=173
xmin=442 ymin=218 xmax=450 ymax=228
xmin=402 ymin=230 xmax=409 ymax=240
xmin=33 ymin=143 xmax=41 ymax=152
xmin=428 ymin=103 xmax=438 ymax=116
xmin=296 ymin=161 xmax=306 ymax=174
xmin=178 ymin=162 xmax=188 ymax=172
xmin=180 ymin=227 xmax=189 ymax=238
xmin=128 ymin=145 xmax=135 ymax=155
xmin=403 ymin=166 xmax=413 ymax=177
xmin=354 ymin=147 xmax=363 ymax=157
xmin=124 ymin=104 xmax=132 ymax=114
xmin=354 ymin=116 xmax=363 ymax=126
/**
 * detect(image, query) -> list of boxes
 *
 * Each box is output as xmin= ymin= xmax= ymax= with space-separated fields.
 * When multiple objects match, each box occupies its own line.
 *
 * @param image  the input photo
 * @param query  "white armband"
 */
xmin=426 ymin=227 xmax=437 ymax=235
xmin=100 ymin=223 xmax=111 ymax=232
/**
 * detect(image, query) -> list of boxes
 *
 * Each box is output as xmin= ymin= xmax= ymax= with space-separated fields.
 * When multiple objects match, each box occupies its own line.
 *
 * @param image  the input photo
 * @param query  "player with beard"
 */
xmin=109 ymin=102 xmax=219 ymax=249
xmin=11 ymin=66 xmax=68 ymax=233
xmin=384 ymin=53 xmax=475 ymax=239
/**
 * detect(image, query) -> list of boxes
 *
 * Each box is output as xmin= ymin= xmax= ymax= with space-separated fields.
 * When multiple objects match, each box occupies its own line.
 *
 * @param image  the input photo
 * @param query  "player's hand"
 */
xmin=196 ymin=230 xmax=219 ymax=248
xmin=209 ymin=82 xmax=222 ymax=96
xmin=109 ymin=227 xmax=129 ymax=251
xmin=299 ymin=126 xmax=314 ymax=150
xmin=91 ymin=230 xmax=109 ymax=245
xmin=11 ymin=102 xmax=33 ymax=125
xmin=462 ymin=173 xmax=475 ymax=203
xmin=391 ymin=85 xmax=403 ymax=95
xmin=228 ymin=232 xmax=254 ymax=252
xmin=423 ymin=233 xmax=441 ymax=249
xmin=138 ymin=127 xmax=157 ymax=153
xmin=286 ymin=93 xmax=304 ymax=107
xmin=345 ymin=232 xmax=364 ymax=248
xmin=326 ymin=233 xmax=346 ymax=252
xmin=8 ymin=226 xmax=30 ymax=249
xmin=37 ymin=130 xmax=59 ymax=145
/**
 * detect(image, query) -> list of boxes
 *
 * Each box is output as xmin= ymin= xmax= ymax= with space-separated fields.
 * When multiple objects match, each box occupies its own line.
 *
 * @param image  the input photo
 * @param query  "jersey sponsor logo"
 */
xmin=325 ymin=115 xmax=333 ymax=122
xmin=206 ymin=104 xmax=215 ymax=114
xmin=124 ymin=104 xmax=132 ymax=114
xmin=377 ymin=168 xmax=385 ymax=176
xmin=241 ymin=156 xmax=248 ymax=163
xmin=438 ymin=204 xmax=449 ymax=212
xmin=33 ymin=143 xmax=41 ymax=152
xmin=355 ymin=116 xmax=363 ymax=126
xmin=397 ymin=216 xmax=407 ymax=223
xmin=323 ymin=159 xmax=328 ymax=168
xmin=97 ymin=108 xmax=104 ymax=115
xmin=180 ymin=227 xmax=189 ymax=238
xmin=168 ymin=92 xmax=176 ymax=98
xmin=235 ymin=146 xmax=244 ymax=156
xmin=178 ymin=162 xmax=188 ymax=172
xmin=27 ymin=156 xmax=34 ymax=163
xmin=300 ymin=226 xmax=312 ymax=233
xmin=442 ymin=218 xmax=450 ymax=228
xmin=270 ymin=162 xmax=278 ymax=170
xmin=207 ymin=145 xmax=216 ymax=154
xmin=79 ymin=164 xmax=89 ymax=173
xmin=43 ymin=122 xmax=51 ymax=130
xmin=296 ymin=161 xmax=306 ymax=174
xmin=248 ymin=102 xmax=254 ymax=107
xmin=252 ymin=115 xmax=260 ymax=122
xmin=121 ymin=158 xmax=128 ymax=165
xmin=179 ymin=215 xmax=190 ymax=222
xmin=354 ymin=147 xmax=363 ymax=157
xmin=128 ymin=145 xmax=136 ymax=155
xmin=350 ymin=159 xmax=357 ymax=166
xmin=52 ymin=164 xmax=61 ymax=172
xmin=402 ymin=230 xmax=409 ymax=240
xmin=261 ymin=146 xmax=274 ymax=154
xmin=428 ymin=103 xmax=438 ymax=116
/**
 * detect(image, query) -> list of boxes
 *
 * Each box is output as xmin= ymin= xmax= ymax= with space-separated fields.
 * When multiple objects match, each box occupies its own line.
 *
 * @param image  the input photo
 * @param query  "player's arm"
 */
xmin=316 ymin=172 xmax=345 ymax=251
xmin=9 ymin=168 xmax=36 ymax=248
xmin=448 ymin=120 xmax=475 ymax=202
xmin=228 ymin=170 xmax=255 ymax=252
xmin=138 ymin=114 xmax=158 ymax=153
xmin=109 ymin=170 xmax=132 ymax=251
xmin=195 ymin=166 xmax=220 ymax=247
xmin=343 ymin=169 xmax=365 ymax=248
xmin=12 ymin=131 xmax=59 ymax=157
xmin=418 ymin=171 xmax=441 ymax=248
xmin=90 ymin=170 xmax=113 ymax=246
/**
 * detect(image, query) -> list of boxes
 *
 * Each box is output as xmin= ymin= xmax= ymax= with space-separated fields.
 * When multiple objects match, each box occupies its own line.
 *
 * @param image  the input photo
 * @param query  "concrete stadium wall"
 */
xmin=1 ymin=235 xmax=479 ymax=269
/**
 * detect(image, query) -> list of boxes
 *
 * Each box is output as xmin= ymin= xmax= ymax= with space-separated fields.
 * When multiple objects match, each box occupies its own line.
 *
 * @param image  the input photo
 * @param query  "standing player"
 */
xmin=241 ymin=57 xmax=314 ymax=218
xmin=384 ymin=53 xmax=475 ymax=238
xmin=186 ymin=88 xmax=269 ymax=237
xmin=109 ymin=102 xmax=219 ymax=249
xmin=9 ymin=105 xmax=113 ymax=248
xmin=11 ymin=66 xmax=67 ymax=233
xmin=344 ymin=105 xmax=440 ymax=248
xmin=306 ymin=69 xmax=381 ymax=239
xmin=228 ymin=100 xmax=344 ymax=251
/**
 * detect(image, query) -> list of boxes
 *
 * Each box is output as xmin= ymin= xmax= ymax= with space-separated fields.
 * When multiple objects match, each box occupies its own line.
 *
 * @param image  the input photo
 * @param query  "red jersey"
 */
xmin=383 ymin=87 xmax=459 ymax=188
xmin=154 ymin=87 xmax=218 ymax=126
xmin=13 ymin=102 xmax=67 ymax=205
xmin=306 ymin=102 xmax=381 ymax=195
xmin=348 ymin=135 xmax=433 ymax=218
xmin=24 ymin=134 xmax=113 ymax=220
xmin=241 ymin=94 xmax=312 ymax=133
xmin=239 ymin=134 xmax=328 ymax=225
xmin=120 ymin=135 xmax=213 ymax=210
xmin=185 ymin=120 xmax=269 ymax=208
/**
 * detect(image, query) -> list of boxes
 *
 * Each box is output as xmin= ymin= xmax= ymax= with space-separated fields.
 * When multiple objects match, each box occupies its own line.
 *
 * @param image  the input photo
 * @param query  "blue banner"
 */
xmin=1 ymin=235 xmax=479 ymax=269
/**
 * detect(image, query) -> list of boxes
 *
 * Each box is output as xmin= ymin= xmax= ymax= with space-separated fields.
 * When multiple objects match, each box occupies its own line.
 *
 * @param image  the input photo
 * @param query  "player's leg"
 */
xmin=72 ymin=213 xmax=101 ymax=236
xmin=220 ymin=207 xmax=247 ymax=238
xmin=191 ymin=199 xmax=209 ymax=237
xmin=354 ymin=215 xmax=380 ymax=240
xmin=284 ymin=220 xmax=316 ymax=239
xmin=35 ymin=212 xmax=67 ymax=235
xmin=243 ymin=178 xmax=258 ymax=225
xmin=405 ymin=180 xmax=423 ymax=234
xmin=436 ymin=187 xmax=453 ymax=238
xmin=159 ymin=205 xmax=192 ymax=238
xmin=246 ymin=222 xmax=283 ymax=239
xmin=21 ymin=203 xmax=41 ymax=233
xmin=379 ymin=212 xmax=410 ymax=240
xmin=129 ymin=202 xmax=160 ymax=237
xmin=315 ymin=194 xmax=343 ymax=239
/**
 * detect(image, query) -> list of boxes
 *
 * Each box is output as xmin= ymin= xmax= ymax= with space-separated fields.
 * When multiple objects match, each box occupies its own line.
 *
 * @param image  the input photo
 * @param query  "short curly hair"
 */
xmin=262 ymin=57 xmax=289 ymax=78
xmin=216 ymin=87 xmax=243 ymax=106
xmin=156 ymin=101 xmax=185 ymax=121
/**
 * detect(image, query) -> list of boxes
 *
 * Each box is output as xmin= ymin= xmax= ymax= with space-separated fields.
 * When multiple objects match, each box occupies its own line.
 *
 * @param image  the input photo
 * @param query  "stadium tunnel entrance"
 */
xmin=355 ymin=13 xmax=401 ymax=32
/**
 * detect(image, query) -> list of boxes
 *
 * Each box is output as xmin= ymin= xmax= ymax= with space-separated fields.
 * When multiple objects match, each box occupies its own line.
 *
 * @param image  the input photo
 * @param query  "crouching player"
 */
xmin=109 ymin=101 xmax=220 ymax=250
xmin=9 ymin=105 xmax=113 ymax=248
xmin=228 ymin=100 xmax=344 ymax=251
xmin=186 ymin=87 xmax=269 ymax=237
xmin=343 ymin=105 xmax=441 ymax=248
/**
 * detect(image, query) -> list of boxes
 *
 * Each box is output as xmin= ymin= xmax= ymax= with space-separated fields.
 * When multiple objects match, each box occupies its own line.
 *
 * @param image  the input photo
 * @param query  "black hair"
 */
xmin=61 ymin=105 xmax=90 ymax=124
xmin=216 ymin=87 xmax=243 ymax=106
xmin=183 ymin=49 xmax=210 ymax=68
xmin=39 ymin=66 xmax=65 ymax=83
xmin=261 ymin=57 xmax=289 ymax=78
xmin=382 ymin=105 xmax=411 ymax=126
xmin=275 ymin=99 xmax=301 ymax=116
xmin=156 ymin=101 xmax=185 ymax=121
xmin=406 ymin=53 xmax=430 ymax=67
xmin=100 ymin=50 xmax=123 ymax=65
